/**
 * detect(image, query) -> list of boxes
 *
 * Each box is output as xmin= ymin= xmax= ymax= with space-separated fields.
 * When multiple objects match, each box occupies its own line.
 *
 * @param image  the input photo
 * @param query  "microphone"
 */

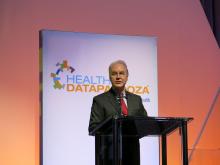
xmin=116 ymin=95 xmax=121 ymax=106
xmin=115 ymin=93 xmax=127 ymax=117
xmin=116 ymin=94 xmax=126 ymax=104
xmin=116 ymin=93 xmax=127 ymax=99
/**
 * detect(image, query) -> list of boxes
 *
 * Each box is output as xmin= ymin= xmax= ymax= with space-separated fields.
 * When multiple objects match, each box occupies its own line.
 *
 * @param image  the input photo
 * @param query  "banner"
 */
xmin=41 ymin=30 xmax=158 ymax=165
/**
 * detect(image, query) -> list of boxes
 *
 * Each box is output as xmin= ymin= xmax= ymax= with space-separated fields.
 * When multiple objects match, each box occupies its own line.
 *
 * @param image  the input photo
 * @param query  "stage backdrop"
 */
xmin=41 ymin=30 xmax=158 ymax=165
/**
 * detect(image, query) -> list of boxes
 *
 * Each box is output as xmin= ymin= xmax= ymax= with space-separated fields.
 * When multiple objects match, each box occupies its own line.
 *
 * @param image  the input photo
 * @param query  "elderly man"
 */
xmin=89 ymin=60 xmax=147 ymax=165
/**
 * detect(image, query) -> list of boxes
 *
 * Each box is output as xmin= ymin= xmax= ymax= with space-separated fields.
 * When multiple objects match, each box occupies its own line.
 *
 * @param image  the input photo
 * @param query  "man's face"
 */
xmin=109 ymin=63 xmax=128 ymax=91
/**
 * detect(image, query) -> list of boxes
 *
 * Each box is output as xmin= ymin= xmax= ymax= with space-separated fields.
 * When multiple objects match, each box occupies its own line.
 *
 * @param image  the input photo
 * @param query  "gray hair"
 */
xmin=108 ymin=60 xmax=129 ymax=75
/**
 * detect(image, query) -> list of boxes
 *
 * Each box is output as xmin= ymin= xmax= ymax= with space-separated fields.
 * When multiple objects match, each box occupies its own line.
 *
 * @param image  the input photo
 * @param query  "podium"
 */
xmin=89 ymin=116 xmax=193 ymax=165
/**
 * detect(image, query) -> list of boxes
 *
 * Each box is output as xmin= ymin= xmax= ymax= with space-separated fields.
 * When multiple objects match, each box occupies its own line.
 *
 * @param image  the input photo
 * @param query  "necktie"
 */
xmin=120 ymin=98 xmax=128 ymax=116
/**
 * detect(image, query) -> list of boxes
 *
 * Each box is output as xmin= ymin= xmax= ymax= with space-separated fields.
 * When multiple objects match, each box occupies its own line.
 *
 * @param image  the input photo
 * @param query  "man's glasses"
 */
xmin=110 ymin=72 xmax=127 ymax=77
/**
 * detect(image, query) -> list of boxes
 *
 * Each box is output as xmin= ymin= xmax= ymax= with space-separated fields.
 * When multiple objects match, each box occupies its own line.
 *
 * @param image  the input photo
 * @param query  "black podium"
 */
xmin=89 ymin=116 xmax=193 ymax=165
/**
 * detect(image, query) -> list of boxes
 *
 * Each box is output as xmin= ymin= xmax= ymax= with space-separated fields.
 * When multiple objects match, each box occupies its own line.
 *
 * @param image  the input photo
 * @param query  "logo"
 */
xmin=50 ymin=60 xmax=150 ymax=102
xmin=51 ymin=60 xmax=75 ymax=89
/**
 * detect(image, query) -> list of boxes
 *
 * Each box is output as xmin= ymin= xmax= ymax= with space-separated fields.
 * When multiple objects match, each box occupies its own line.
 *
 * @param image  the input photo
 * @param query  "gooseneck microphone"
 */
xmin=115 ymin=93 xmax=127 ymax=117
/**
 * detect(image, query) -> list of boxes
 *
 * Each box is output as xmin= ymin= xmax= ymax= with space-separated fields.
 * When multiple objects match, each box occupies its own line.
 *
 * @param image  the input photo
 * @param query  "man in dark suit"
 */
xmin=89 ymin=60 xmax=147 ymax=165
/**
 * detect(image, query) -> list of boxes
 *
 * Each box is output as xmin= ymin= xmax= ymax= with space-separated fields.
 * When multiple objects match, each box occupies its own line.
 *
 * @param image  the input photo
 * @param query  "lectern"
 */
xmin=89 ymin=116 xmax=193 ymax=165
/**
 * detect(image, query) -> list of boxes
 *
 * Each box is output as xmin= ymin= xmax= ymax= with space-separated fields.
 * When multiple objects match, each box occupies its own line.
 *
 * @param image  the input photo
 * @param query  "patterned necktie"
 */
xmin=120 ymin=97 xmax=128 ymax=116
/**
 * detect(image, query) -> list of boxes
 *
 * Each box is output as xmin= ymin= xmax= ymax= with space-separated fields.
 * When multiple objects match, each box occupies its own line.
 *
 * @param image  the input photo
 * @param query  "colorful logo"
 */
xmin=50 ymin=60 xmax=150 ymax=102
xmin=51 ymin=60 xmax=75 ymax=89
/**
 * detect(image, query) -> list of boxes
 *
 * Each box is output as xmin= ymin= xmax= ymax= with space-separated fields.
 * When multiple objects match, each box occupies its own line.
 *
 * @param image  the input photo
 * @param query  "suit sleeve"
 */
xmin=88 ymin=97 xmax=105 ymax=133
xmin=138 ymin=96 xmax=148 ymax=116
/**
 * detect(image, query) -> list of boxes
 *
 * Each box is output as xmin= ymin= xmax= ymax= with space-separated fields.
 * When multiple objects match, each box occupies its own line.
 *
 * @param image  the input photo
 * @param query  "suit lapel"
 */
xmin=106 ymin=88 xmax=121 ymax=113
xmin=126 ymin=91 xmax=132 ymax=115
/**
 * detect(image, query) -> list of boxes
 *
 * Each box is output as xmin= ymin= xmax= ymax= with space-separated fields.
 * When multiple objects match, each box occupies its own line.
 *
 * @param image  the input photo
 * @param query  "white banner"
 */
xmin=41 ymin=30 xmax=158 ymax=165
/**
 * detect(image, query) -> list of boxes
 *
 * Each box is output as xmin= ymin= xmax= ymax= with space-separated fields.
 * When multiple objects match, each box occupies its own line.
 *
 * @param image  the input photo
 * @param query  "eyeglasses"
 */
xmin=110 ymin=71 xmax=127 ymax=77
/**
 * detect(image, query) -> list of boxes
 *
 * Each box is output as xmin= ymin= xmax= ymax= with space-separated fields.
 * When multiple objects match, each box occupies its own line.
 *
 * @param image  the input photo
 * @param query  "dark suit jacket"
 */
xmin=89 ymin=88 xmax=147 ymax=132
xmin=89 ymin=88 xmax=147 ymax=165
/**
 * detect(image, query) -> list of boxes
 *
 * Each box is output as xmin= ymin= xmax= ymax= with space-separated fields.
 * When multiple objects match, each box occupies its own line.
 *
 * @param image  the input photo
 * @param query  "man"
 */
xmin=89 ymin=60 xmax=147 ymax=165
